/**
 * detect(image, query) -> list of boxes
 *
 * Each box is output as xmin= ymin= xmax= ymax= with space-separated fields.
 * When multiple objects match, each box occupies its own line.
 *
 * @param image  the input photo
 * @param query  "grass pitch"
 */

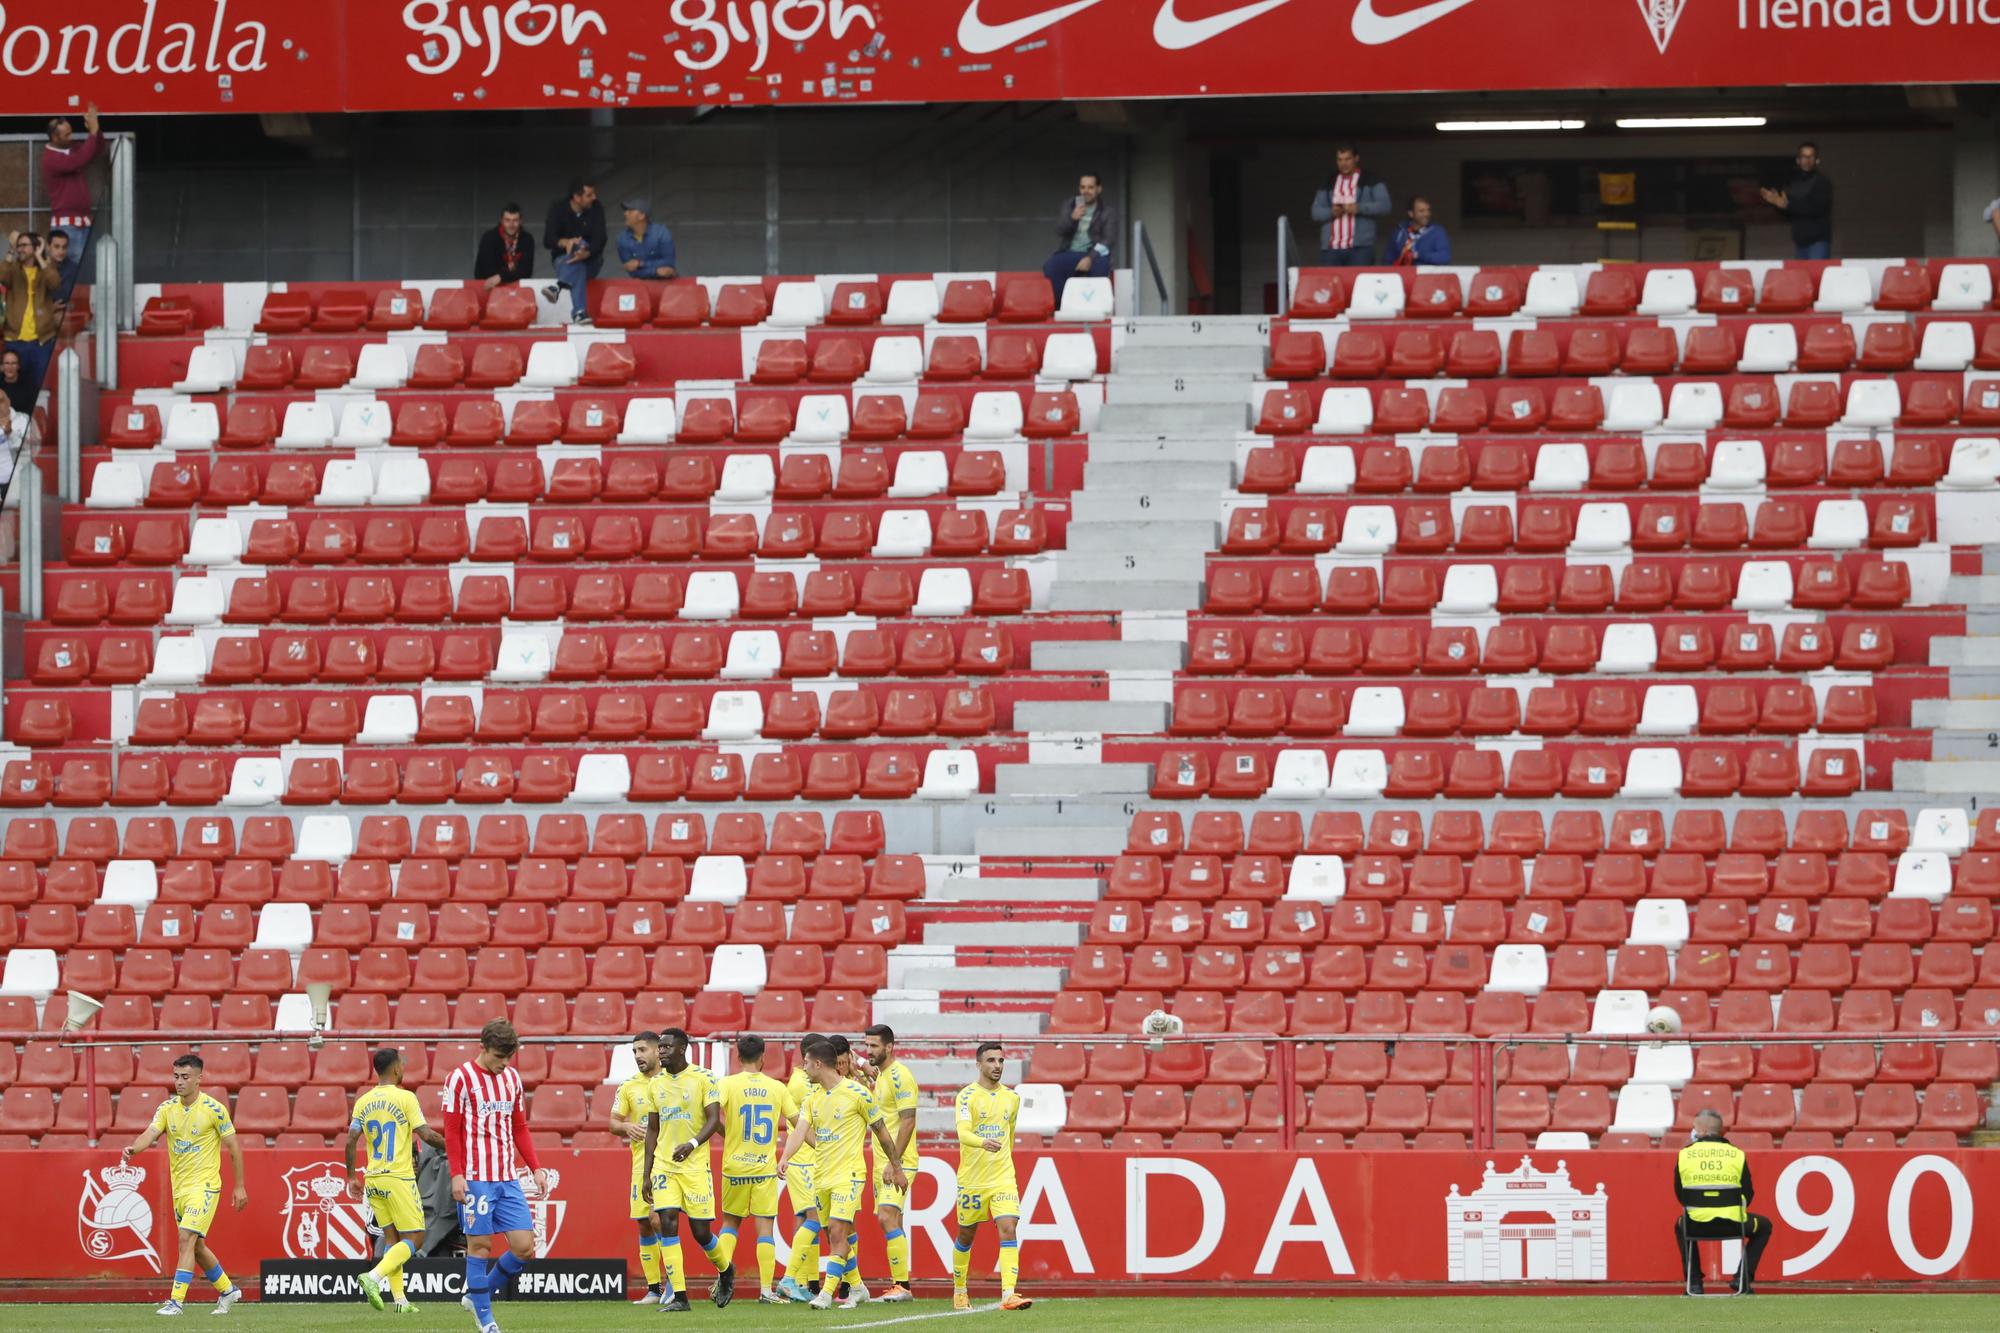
xmin=3 ymin=1294 xmax=1996 ymax=1332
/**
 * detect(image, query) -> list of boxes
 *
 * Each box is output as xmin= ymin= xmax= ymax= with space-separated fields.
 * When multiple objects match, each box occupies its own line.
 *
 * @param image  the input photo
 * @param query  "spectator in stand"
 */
xmin=1042 ymin=172 xmax=1118 ymax=308
xmin=617 ymin=198 xmax=678 ymax=280
xmin=1984 ymin=196 xmax=2000 ymax=249
xmin=0 ymin=349 xmax=34 ymax=415
xmin=474 ymin=203 xmax=536 ymax=289
xmin=1386 ymin=196 xmax=1451 ymax=266
xmin=1 ymin=232 xmax=63 ymax=388
xmin=542 ymin=180 xmax=607 ymax=326
xmin=1761 ymin=143 xmax=1833 ymax=260
xmin=41 ymin=104 xmax=102 ymax=278
xmin=1312 ymin=145 xmax=1391 ymax=266
xmin=46 ymin=230 xmax=77 ymax=293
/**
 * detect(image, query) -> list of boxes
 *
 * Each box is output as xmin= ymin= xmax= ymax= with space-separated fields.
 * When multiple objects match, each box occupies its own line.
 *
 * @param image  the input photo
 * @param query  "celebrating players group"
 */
xmin=120 ymin=1020 xmax=1031 ymax=1323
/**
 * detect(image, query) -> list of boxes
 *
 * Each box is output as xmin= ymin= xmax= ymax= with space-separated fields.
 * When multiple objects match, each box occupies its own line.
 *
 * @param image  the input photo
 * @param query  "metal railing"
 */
xmin=48 ymin=1027 xmax=2000 ymax=1153
xmin=1131 ymin=219 xmax=1171 ymax=317
xmin=1276 ymin=214 xmax=1295 ymax=315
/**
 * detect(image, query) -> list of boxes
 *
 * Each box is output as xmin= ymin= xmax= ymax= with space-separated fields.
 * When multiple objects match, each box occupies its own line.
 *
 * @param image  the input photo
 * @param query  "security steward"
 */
xmin=1674 ymin=1109 xmax=1773 ymax=1295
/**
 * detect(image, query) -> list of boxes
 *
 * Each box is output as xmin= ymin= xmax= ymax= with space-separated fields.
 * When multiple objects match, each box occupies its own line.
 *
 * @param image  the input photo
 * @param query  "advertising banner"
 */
xmin=258 ymin=1257 xmax=627 ymax=1302
xmin=0 ymin=2 xmax=1997 ymax=115
xmin=14 ymin=1147 xmax=1994 ymax=1288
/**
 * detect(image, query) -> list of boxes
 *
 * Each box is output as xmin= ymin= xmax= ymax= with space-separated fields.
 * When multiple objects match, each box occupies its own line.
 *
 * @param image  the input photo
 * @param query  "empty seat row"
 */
xmin=1236 ymin=435 xmax=1986 ymax=497
xmin=1286 ymin=262 xmax=1992 ymax=322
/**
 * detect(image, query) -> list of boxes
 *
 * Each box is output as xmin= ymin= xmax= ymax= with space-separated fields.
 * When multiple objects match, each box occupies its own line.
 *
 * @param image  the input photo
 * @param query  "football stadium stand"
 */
xmin=5 ymin=255 xmax=2000 ymax=1157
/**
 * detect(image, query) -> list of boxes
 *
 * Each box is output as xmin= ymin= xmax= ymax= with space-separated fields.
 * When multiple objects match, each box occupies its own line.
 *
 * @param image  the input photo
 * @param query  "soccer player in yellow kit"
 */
xmin=778 ymin=1037 xmax=908 ymax=1310
xmin=643 ymin=1028 xmax=737 ymax=1310
xmin=347 ymin=1048 xmax=448 ymax=1313
xmin=120 ymin=1052 xmax=248 ymax=1316
xmin=954 ymin=1042 xmax=1032 ymax=1311
xmin=608 ymin=1031 xmax=666 ymax=1303
xmin=861 ymin=1024 xmax=921 ymax=1302
xmin=715 ymin=1035 xmax=799 ymax=1304
xmin=777 ymin=1034 xmax=825 ymax=1303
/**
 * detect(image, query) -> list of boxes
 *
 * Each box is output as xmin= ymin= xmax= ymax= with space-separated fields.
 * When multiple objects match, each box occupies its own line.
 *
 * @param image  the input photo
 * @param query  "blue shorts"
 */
xmin=459 ymin=1179 xmax=534 ymax=1237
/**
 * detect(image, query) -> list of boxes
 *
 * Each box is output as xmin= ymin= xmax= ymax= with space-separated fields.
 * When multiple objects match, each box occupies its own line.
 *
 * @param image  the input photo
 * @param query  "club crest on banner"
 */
xmin=78 ymin=1162 xmax=160 ymax=1270
xmin=1446 ymin=1158 xmax=1608 ymax=1282
xmin=1637 ymin=0 xmax=1689 ymax=52
xmin=531 ymin=1169 xmax=567 ymax=1257
xmin=281 ymin=1162 xmax=372 ymax=1260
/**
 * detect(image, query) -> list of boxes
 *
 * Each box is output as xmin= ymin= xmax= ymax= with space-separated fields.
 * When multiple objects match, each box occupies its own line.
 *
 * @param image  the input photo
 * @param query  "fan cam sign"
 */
xmin=3 ymin=1 xmax=1999 ymax=113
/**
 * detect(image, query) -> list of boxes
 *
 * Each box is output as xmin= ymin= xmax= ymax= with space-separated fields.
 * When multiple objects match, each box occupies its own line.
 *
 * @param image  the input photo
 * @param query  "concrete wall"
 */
xmin=133 ymin=110 xmax=1132 ymax=284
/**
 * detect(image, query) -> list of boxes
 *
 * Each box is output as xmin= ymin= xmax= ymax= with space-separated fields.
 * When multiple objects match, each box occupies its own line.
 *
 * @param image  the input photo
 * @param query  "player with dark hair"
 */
xmin=608 ymin=1032 xmax=666 ymax=1303
xmin=348 ymin=1048 xmax=449 ymax=1313
xmin=778 ymin=1034 xmax=826 ymax=1301
xmin=716 ymin=1035 xmax=800 ymax=1303
xmin=953 ymin=1042 xmax=1032 ymax=1311
xmin=643 ymin=1028 xmax=737 ymax=1310
xmin=778 ymin=1038 xmax=908 ymax=1309
xmin=121 ymin=1053 xmax=247 ymax=1316
xmin=443 ymin=1019 xmax=548 ymax=1333
xmin=860 ymin=1024 xmax=920 ymax=1301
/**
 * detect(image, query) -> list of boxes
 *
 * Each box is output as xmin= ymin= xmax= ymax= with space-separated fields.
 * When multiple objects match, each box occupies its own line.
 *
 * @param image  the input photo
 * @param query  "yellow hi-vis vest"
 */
xmin=1677 ymin=1139 xmax=1748 ymax=1223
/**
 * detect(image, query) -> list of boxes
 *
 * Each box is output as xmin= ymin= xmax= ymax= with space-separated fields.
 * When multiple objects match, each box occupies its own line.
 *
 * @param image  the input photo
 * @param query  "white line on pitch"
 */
xmin=836 ymin=1301 xmax=1008 ymax=1327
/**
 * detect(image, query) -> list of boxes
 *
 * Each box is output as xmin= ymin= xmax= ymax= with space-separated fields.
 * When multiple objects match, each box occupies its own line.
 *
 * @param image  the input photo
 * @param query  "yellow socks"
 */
xmin=660 ymin=1236 xmax=685 ymax=1295
xmin=952 ymin=1241 xmax=972 ymax=1293
xmin=884 ymin=1227 xmax=910 ymax=1283
xmin=788 ymin=1219 xmax=821 ymax=1280
xmin=170 ymin=1271 xmax=192 ymax=1304
xmin=638 ymin=1234 xmax=662 ymax=1290
xmin=714 ymin=1227 xmax=739 ymax=1271
xmin=372 ymin=1241 xmax=412 ymax=1283
xmin=387 ymin=1269 xmax=407 ymax=1304
xmin=999 ymin=1239 xmax=1019 ymax=1295
xmin=205 ymin=1266 xmax=234 ymax=1297
xmin=757 ymin=1235 xmax=777 ymax=1294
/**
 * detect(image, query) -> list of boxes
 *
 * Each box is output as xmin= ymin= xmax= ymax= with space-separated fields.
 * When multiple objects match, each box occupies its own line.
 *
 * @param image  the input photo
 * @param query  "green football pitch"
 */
xmin=5 ymin=1294 xmax=1997 ymax=1332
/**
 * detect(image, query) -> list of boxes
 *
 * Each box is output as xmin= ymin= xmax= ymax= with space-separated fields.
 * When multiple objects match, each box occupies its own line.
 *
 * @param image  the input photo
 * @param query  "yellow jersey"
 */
xmin=718 ymin=1071 xmax=797 ymax=1179
xmin=349 ymin=1084 xmax=426 ymax=1180
xmin=807 ymin=1077 xmax=884 ymax=1181
xmin=955 ymin=1082 xmax=1021 ymax=1194
xmin=150 ymin=1093 xmax=235 ymax=1192
xmin=649 ymin=1064 xmax=720 ymax=1178
xmin=785 ymin=1068 xmax=818 ymax=1168
xmin=872 ymin=1059 xmax=921 ymax=1170
xmin=610 ymin=1072 xmax=656 ymax=1171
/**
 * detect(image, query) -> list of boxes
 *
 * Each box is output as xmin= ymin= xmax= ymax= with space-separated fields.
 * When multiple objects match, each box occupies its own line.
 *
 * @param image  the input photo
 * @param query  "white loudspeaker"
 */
xmin=63 ymin=991 xmax=105 ymax=1032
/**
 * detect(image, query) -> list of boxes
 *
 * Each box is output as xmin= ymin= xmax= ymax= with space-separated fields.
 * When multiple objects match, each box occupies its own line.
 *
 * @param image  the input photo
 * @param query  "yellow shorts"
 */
xmin=629 ymin=1165 xmax=661 ymax=1221
xmin=174 ymin=1183 xmax=222 ymax=1237
xmin=874 ymin=1160 xmax=919 ymax=1211
xmin=815 ymin=1171 xmax=866 ymax=1225
xmin=365 ymin=1175 xmax=425 ymax=1235
xmin=721 ymin=1176 xmax=781 ymax=1219
xmin=651 ymin=1170 xmax=715 ymax=1221
xmin=956 ymin=1186 xmax=1020 ymax=1227
xmin=785 ymin=1162 xmax=816 ymax=1216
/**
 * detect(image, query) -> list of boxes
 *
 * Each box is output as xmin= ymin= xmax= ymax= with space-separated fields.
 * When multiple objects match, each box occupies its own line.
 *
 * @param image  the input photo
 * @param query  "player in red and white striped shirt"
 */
xmin=442 ymin=1021 xmax=547 ymax=1333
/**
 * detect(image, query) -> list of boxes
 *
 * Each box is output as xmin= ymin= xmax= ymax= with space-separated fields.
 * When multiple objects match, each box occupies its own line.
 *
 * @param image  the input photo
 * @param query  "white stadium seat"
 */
xmin=966 ymin=392 xmax=1025 ymax=441
xmin=1814 ymin=266 xmax=1873 ymax=313
xmin=1636 ymin=268 xmax=1696 ymax=316
xmin=1663 ymin=381 xmax=1723 ymax=431
xmin=889 ymin=452 xmax=949 ymax=498
xmin=490 ymin=631 xmax=552 ymax=682
xmin=315 ymin=457 xmax=374 ymax=506
xmin=1523 ymin=269 xmax=1580 ymax=316
xmin=703 ymin=691 xmax=764 ymax=741
xmin=882 ymin=279 xmax=941 ymax=325
xmin=874 ymin=508 xmax=935 ymax=556
xmin=918 ymin=749 xmax=981 ymax=799
xmin=332 ymin=399 xmax=392 ymax=449
xmin=359 ymin=695 xmax=419 ymax=744
xmin=573 ymin=754 xmax=632 ymax=803
xmin=722 ymin=630 xmax=783 ymax=681
xmin=1840 ymin=380 xmax=1900 ymax=429
xmin=768 ymin=281 xmax=827 ymax=327
xmin=1343 ymin=688 xmax=1405 ymax=738
xmin=717 ymin=453 xmax=776 ymax=501
xmin=186 ymin=517 xmax=244 ymax=566
xmin=1706 ymin=439 xmax=1766 ymax=489
xmin=1528 ymin=443 xmax=1589 ymax=492
xmin=863 ymin=336 xmax=924 ymax=383
xmin=373 ymin=455 xmax=431 ymax=504
xmin=1056 ymin=277 xmax=1114 ymax=321
xmin=1915 ymin=321 xmax=1975 ymax=371
xmin=1311 ymin=387 xmax=1373 ymax=435
xmin=1296 ymin=445 xmax=1356 ymax=493
xmin=86 ymin=461 xmax=145 ymax=508
xmin=174 ymin=345 xmax=236 ymax=393
xmin=914 ymin=567 xmax=974 ymax=616
xmin=1934 ymin=263 xmax=1994 ymax=312
xmin=352 ymin=343 xmax=409 ymax=389
xmin=681 ymin=571 xmax=742 ymax=620
xmin=1602 ymin=382 xmax=1664 ymax=433
xmin=1737 ymin=323 xmax=1798 ymax=373
xmin=617 ymin=397 xmax=677 ymax=444
xmin=1347 ymin=272 xmax=1405 ymax=319
xmin=1485 ymin=945 xmax=1548 ymax=996
xmin=165 ymin=400 xmax=220 ymax=449
xmin=277 ymin=400 xmax=335 ymax=448
xmin=1268 ymin=749 xmax=1330 ymax=798
xmin=1041 ymin=333 xmax=1099 ymax=379
xmin=1284 ymin=855 xmax=1345 ymax=903
xmin=522 ymin=340 xmax=579 ymax=388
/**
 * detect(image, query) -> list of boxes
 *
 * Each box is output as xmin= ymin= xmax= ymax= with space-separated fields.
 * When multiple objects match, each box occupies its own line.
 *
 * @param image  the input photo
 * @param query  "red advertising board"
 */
xmin=16 ymin=1147 xmax=1995 ymax=1288
xmin=1 ymin=2 xmax=1998 ymax=116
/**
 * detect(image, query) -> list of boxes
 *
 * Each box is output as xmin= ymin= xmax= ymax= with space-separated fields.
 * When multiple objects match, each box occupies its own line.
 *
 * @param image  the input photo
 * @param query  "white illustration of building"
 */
xmin=1446 ymin=1158 xmax=1608 ymax=1282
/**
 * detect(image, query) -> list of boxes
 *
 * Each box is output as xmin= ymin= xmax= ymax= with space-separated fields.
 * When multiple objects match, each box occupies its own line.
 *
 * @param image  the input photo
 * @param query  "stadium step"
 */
xmin=1031 ymin=639 xmax=1187 ymax=671
xmin=1047 ymin=579 xmax=1204 ymax=611
xmin=995 ymin=763 xmax=1152 ymax=796
xmin=1058 ymin=516 xmax=1218 ymax=551
xmin=972 ymin=825 xmax=1127 ymax=858
xmin=929 ymin=876 xmax=1103 ymax=903
xmin=1014 ymin=701 xmax=1172 ymax=734
xmin=1895 ymin=758 xmax=2000 ymax=792
xmin=1106 ymin=374 xmax=1258 ymax=406
xmin=923 ymin=921 xmax=1082 ymax=947
xmin=1114 ymin=315 xmax=1272 ymax=350
xmin=1929 ymin=636 xmax=2000 ymax=667
xmin=1068 ymin=493 xmax=1222 ymax=522
xmin=1114 ymin=344 xmax=1268 ymax=375
xmin=1081 ymin=460 xmax=1235 ymax=490
xmin=1095 ymin=401 xmax=1248 ymax=434
xmin=865 ymin=1005 xmax=1046 ymax=1037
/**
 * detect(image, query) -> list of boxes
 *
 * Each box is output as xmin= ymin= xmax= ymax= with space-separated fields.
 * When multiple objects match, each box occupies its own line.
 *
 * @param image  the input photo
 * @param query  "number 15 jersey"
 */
xmin=717 ymin=1071 xmax=797 ymax=1179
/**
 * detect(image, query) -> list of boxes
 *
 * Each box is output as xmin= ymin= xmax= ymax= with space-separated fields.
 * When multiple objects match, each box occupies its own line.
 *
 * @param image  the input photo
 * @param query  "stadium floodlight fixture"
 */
xmin=1615 ymin=116 xmax=1769 ymax=129
xmin=1435 ymin=119 xmax=1586 ymax=132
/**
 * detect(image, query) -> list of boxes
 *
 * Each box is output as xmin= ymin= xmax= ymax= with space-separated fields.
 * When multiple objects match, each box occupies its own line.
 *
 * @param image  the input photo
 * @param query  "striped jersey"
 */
xmin=441 ymin=1061 xmax=526 ymax=1182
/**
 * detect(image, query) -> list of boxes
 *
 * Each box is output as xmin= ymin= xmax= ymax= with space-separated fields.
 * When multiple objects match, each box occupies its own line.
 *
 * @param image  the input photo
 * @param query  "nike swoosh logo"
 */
xmin=1351 ymin=0 xmax=1483 ymax=45
xmin=958 ymin=0 xmax=1107 ymax=55
xmin=1153 ymin=0 xmax=1294 ymax=50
